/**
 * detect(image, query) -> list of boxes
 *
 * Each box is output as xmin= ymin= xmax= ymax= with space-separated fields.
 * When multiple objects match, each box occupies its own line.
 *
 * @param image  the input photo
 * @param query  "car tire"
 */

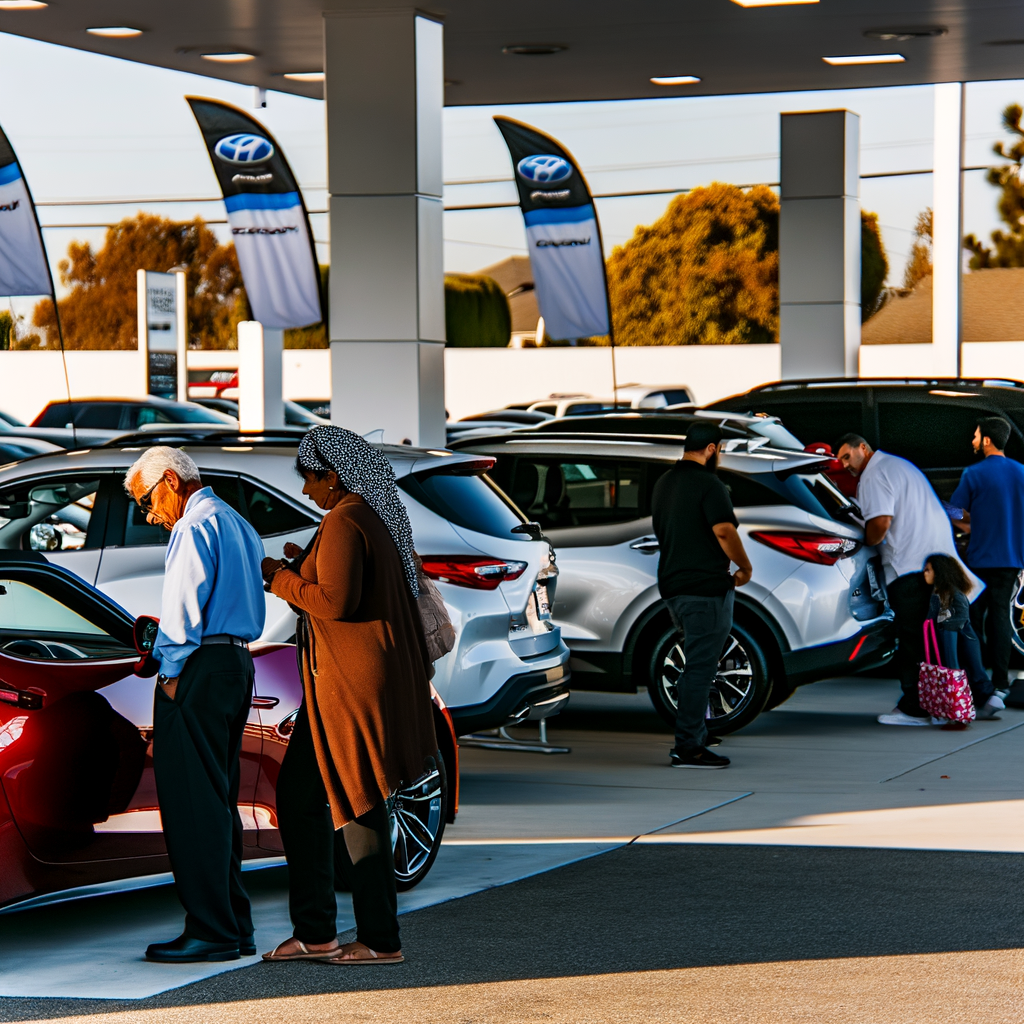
xmin=763 ymin=678 xmax=798 ymax=711
xmin=390 ymin=753 xmax=447 ymax=892
xmin=647 ymin=620 xmax=772 ymax=736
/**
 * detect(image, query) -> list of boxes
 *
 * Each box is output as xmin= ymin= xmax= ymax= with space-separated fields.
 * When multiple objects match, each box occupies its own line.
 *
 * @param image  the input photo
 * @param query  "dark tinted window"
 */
xmin=399 ymin=471 xmax=527 ymax=538
xmin=718 ymin=470 xmax=788 ymax=507
xmin=121 ymin=473 xmax=245 ymax=547
xmin=497 ymin=457 xmax=649 ymax=529
xmin=738 ymin=399 xmax=863 ymax=448
xmin=241 ymin=478 xmax=317 ymax=536
xmin=137 ymin=406 xmax=174 ymax=426
xmin=76 ymin=404 xmax=131 ymax=429
xmin=35 ymin=402 xmax=128 ymax=429
xmin=876 ymin=399 xmax=1022 ymax=469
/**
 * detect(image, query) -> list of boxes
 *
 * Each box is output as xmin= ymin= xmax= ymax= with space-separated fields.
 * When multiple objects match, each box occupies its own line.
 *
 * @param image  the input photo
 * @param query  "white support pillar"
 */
xmin=175 ymin=270 xmax=188 ymax=403
xmin=324 ymin=9 xmax=446 ymax=447
xmin=932 ymin=82 xmax=964 ymax=377
xmin=237 ymin=321 xmax=284 ymax=431
xmin=779 ymin=110 xmax=861 ymax=379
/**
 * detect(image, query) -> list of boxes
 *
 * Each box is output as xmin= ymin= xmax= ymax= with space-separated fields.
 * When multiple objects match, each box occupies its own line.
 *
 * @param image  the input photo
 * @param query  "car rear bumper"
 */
xmin=781 ymin=617 xmax=895 ymax=685
xmin=448 ymin=657 xmax=572 ymax=736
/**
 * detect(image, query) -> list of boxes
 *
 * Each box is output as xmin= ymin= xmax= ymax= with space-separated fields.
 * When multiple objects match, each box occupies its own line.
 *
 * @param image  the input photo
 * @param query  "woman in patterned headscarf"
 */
xmin=260 ymin=425 xmax=437 ymax=965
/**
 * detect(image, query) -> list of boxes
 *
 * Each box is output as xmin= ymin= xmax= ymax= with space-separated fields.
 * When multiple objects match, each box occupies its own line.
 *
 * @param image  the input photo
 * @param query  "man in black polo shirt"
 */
xmin=652 ymin=422 xmax=752 ymax=769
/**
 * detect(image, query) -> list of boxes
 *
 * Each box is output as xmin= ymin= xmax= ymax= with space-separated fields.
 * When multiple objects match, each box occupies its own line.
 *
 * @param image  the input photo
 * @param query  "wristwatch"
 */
xmin=157 ymin=673 xmax=170 ymax=686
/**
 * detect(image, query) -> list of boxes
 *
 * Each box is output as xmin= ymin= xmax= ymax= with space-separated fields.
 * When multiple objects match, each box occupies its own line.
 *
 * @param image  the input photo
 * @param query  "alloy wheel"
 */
xmin=388 ymin=764 xmax=446 ymax=890
xmin=657 ymin=631 xmax=756 ymax=725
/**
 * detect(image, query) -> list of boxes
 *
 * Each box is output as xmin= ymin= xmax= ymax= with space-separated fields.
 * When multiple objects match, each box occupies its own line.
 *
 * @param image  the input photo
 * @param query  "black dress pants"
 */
xmin=969 ymin=566 xmax=1021 ymax=688
xmin=887 ymin=572 xmax=933 ymax=717
xmin=153 ymin=644 xmax=255 ymax=944
xmin=276 ymin=704 xmax=400 ymax=952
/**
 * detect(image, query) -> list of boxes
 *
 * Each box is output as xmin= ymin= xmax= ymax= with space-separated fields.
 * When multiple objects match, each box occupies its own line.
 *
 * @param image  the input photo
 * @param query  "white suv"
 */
xmin=453 ymin=431 xmax=894 ymax=734
xmin=0 ymin=435 xmax=570 ymax=735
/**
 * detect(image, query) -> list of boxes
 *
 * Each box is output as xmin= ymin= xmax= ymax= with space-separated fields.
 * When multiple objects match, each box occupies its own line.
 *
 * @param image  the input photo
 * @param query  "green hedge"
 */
xmin=444 ymin=274 xmax=511 ymax=347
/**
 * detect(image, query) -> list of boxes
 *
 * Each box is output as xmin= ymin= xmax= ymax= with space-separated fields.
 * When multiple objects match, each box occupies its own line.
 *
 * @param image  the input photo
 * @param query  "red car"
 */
xmin=0 ymin=552 xmax=457 ymax=907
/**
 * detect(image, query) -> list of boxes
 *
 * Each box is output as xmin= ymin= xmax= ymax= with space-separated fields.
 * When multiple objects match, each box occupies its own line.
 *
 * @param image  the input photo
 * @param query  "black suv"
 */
xmin=708 ymin=378 xmax=1024 ymax=500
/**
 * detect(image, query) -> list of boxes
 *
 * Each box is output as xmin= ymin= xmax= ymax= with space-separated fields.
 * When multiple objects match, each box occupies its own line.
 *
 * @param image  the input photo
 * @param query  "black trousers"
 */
xmin=276 ymin=704 xmax=400 ymax=952
xmin=153 ymin=644 xmax=255 ymax=944
xmin=969 ymin=566 xmax=1021 ymax=688
xmin=666 ymin=591 xmax=735 ymax=752
xmin=887 ymin=571 xmax=933 ymax=717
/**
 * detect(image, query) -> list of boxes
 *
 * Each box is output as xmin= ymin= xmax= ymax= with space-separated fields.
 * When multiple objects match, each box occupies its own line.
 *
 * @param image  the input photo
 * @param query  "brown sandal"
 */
xmin=262 ymin=938 xmax=342 ymax=962
xmin=321 ymin=941 xmax=404 ymax=965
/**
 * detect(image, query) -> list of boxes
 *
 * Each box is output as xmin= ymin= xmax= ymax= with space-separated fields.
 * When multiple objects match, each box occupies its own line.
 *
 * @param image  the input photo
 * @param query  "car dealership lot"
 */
xmin=2 ymin=674 xmax=1024 ymax=1012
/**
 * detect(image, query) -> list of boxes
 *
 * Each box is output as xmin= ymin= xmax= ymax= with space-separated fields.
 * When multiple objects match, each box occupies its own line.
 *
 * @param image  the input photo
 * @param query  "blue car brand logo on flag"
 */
xmin=516 ymin=155 xmax=572 ymax=184
xmin=214 ymin=133 xmax=275 ymax=166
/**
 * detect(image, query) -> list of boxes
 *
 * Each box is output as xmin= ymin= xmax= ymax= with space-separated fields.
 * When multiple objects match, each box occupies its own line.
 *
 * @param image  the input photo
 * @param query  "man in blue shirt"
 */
xmin=125 ymin=447 xmax=265 ymax=963
xmin=951 ymin=417 xmax=1024 ymax=709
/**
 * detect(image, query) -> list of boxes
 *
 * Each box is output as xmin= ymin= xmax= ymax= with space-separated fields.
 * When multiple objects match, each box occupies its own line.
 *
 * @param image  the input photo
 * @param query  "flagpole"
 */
xmin=591 ymin=202 xmax=618 ymax=402
xmin=22 ymin=161 xmax=75 ymax=446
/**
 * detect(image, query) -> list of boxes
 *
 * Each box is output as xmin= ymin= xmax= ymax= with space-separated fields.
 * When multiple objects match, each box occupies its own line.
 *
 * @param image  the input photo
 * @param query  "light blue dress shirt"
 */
xmin=153 ymin=486 xmax=266 ymax=677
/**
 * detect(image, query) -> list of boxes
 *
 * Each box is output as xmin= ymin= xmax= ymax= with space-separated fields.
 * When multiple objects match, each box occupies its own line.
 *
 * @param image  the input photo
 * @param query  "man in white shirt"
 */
xmin=837 ymin=433 xmax=971 ymax=726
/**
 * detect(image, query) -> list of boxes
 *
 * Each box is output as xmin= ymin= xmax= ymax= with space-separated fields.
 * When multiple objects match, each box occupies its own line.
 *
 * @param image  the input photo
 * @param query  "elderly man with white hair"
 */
xmin=124 ymin=446 xmax=265 ymax=963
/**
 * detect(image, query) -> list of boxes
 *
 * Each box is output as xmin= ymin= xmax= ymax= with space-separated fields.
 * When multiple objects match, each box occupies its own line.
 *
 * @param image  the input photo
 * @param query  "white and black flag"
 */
xmin=188 ymin=97 xmax=323 ymax=330
xmin=494 ymin=117 xmax=610 ymax=342
xmin=0 ymin=126 xmax=53 ymax=298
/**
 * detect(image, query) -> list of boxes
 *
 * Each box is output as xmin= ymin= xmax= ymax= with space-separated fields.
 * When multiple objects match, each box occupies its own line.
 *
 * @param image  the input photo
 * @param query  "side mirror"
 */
xmin=133 ymin=615 xmax=160 ymax=654
xmin=29 ymin=523 xmax=61 ymax=551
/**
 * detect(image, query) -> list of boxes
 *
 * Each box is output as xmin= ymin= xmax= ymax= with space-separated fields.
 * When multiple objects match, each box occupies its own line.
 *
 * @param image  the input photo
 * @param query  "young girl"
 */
xmin=923 ymin=554 xmax=1002 ymax=720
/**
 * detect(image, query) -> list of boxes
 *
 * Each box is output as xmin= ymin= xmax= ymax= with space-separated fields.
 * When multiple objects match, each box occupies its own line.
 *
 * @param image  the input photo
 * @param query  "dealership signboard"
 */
xmin=137 ymin=270 xmax=187 ymax=400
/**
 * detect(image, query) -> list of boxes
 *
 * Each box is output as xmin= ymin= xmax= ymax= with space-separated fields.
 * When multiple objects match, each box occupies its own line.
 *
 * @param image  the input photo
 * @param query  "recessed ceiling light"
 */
xmin=0 ymin=1 xmax=47 ymax=9
xmin=87 ymin=26 xmax=143 ymax=38
xmin=502 ymin=44 xmax=566 ymax=56
xmin=650 ymin=75 xmax=701 ymax=85
xmin=822 ymin=53 xmax=906 ymax=65
xmin=864 ymin=26 xmax=946 ymax=41
xmin=201 ymin=51 xmax=256 ymax=63
xmin=731 ymin=0 xmax=817 ymax=6
xmin=282 ymin=71 xmax=323 ymax=81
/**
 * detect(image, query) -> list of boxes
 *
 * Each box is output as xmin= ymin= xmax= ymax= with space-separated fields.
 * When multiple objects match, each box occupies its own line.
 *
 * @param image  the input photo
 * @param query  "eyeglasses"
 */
xmin=135 ymin=477 xmax=163 ymax=513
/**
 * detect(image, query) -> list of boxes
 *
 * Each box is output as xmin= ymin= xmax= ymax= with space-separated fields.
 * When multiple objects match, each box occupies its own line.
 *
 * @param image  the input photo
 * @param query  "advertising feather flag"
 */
xmin=494 ymin=116 xmax=611 ymax=344
xmin=188 ymin=97 xmax=323 ymax=330
xmin=0 ymin=126 xmax=54 ymax=299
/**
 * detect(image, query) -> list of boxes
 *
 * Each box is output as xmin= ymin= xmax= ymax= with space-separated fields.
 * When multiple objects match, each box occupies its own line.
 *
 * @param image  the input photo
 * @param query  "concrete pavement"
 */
xmin=1 ymin=673 xmax=1023 ymax=1021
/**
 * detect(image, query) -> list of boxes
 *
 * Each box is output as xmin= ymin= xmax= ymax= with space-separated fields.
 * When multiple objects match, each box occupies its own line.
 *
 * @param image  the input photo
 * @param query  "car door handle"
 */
xmin=250 ymin=696 xmax=280 ymax=709
xmin=630 ymin=537 xmax=660 ymax=553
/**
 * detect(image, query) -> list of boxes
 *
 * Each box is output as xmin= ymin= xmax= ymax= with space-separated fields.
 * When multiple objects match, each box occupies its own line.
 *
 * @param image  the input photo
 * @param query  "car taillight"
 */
xmin=750 ymin=531 xmax=859 ymax=565
xmin=420 ymin=556 xmax=528 ymax=590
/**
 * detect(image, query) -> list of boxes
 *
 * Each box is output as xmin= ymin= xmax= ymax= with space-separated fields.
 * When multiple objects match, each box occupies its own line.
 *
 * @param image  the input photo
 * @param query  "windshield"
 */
xmin=168 ymin=405 xmax=237 ymax=424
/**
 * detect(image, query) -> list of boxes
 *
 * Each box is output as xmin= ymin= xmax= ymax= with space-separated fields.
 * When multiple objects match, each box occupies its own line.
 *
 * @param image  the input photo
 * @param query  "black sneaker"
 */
xmin=705 ymin=734 xmax=722 ymax=747
xmin=670 ymin=747 xmax=730 ymax=769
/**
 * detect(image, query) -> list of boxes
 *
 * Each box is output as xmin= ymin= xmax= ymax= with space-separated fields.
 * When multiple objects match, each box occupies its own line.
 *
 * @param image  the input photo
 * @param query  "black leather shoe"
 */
xmin=240 ymin=934 xmax=257 ymax=957
xmin=146 ymin=934 xmax=240 ymax=963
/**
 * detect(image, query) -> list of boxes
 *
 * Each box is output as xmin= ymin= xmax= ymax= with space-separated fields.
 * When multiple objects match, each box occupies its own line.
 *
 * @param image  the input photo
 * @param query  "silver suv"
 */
xmin=0 ymin=435 xmax=570 ymax=735
xmin=453 ymin=432 xmax=894 ymax=734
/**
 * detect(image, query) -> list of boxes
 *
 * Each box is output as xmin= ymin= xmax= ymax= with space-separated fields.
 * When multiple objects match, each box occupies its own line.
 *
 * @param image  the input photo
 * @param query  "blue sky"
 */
xmin=0 ymin=30 xmax=1019 ymax=313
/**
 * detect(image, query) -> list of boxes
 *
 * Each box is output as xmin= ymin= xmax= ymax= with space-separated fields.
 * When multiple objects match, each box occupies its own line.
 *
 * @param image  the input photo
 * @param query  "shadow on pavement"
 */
xmin=4 ymin=842 xmax=1023 ymax=1020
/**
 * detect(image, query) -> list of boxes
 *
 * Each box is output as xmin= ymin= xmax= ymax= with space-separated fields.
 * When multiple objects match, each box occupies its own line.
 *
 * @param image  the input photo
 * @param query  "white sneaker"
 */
xmin=877 ymin=709 xmax=933 ymax=726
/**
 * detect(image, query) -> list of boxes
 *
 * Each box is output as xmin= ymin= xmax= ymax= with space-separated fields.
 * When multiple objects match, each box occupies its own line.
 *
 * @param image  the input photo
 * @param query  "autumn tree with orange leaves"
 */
xmin=604 ymin=182 xmax=888 ymax=344
xmin=33 ymin=213 xmax=249 ymax=350
xmin=605 ymin=183 xmax=780 ymax=346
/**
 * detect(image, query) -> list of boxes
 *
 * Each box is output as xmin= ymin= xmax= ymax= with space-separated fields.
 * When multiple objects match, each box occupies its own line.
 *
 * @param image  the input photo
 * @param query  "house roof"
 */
xmin=476 ymin=256 xmax=539 ymax=335
xmin=862 ymin=269 xmax=1024 ymax=345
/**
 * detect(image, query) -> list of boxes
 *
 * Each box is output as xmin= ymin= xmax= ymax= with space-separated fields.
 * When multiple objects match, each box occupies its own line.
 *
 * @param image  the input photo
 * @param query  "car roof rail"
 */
xmin=107 ymin=428 xmax=308 ymax=448
xmin=739 ymin=376 xmax=1024 ymax=392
